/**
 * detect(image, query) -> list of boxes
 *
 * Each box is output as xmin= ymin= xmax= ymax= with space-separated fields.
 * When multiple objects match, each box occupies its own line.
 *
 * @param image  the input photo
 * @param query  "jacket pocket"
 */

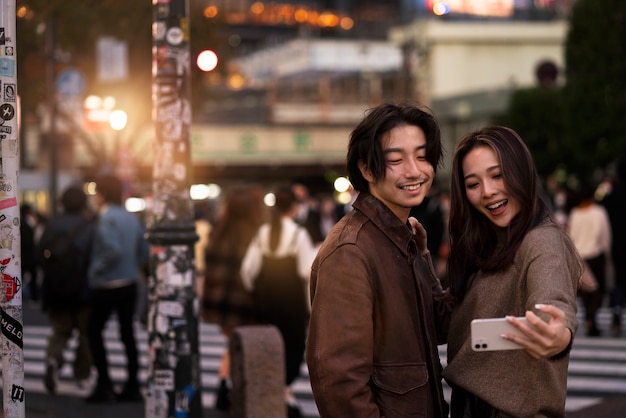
xmin=372 ymin=363 xmax=429 ymax=417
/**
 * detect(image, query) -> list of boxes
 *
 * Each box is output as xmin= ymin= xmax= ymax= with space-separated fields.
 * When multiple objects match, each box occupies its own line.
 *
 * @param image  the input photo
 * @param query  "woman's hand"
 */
xmin=408 ymin=217 xmax=429 ymax=256
xmin=502 ymin=304 xmax=572 ymax=360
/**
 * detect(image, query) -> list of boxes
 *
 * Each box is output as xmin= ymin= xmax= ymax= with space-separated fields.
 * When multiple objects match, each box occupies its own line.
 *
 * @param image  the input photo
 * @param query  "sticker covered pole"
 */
xmin=145 ymin=0 xmax=201 ymax=417
xmin=0 ymin=1 xmax=25 ymax=417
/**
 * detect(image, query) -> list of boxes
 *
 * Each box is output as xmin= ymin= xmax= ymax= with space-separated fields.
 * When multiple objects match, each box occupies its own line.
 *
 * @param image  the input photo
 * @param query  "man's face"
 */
xmin=359 ymin=124 xmax=434 ymax=220
xmin=91 ymin=191 xmax=104 ymax=211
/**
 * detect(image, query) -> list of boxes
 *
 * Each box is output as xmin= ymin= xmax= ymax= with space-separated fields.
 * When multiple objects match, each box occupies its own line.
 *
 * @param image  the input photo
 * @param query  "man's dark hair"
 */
xmin=95 ymin=174 xmax=123 ymax=205
xmin=346 ymin=103 xmax=443 ymax=193
xmin=61 ymin=185 xmax=87 ymax=213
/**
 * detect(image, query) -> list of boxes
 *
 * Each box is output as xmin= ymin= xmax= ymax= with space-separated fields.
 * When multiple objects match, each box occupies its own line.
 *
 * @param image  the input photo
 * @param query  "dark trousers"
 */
xmin=25 ymin=265 xmax=39 ymax=301
xmin=89 ymin=283 xmax=139 ymax=389
xmin=581 ymin=253 xmax=606 ymax=326
xmin=47 ymin=305 xmax=92 ymax=380
xmin=280 ymin=322 xmax=307 ymax=386
xmin=610 ymin=259 xmax=626 ymax=323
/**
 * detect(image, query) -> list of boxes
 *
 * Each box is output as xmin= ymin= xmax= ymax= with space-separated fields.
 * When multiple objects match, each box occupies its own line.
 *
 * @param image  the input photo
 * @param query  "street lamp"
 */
xmin=196 ymin=49 xmax=218 ymax=72
xmin=109 ymin=109 xmax=128 ymax=131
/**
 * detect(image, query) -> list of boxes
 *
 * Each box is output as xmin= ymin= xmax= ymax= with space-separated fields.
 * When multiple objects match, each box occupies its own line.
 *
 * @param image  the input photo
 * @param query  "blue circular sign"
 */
xmin=56 ymin=68 xmax=86 ymax=98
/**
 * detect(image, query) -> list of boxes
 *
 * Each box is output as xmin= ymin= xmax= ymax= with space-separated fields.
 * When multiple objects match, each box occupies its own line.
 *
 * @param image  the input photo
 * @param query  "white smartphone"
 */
xmin=470 ymin=317 xmax=528 ymax=351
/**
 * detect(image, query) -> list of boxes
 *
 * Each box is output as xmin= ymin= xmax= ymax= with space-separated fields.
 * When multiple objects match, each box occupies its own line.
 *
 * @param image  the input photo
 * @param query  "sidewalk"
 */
xmin=0 ymin=391 xmax=230 ymax=418
xmin=1 ymin=392 xmax=143 ymax=418
xmin=6 ymin=300 xmax=230 ymax=418
xmin=5 ymin=392 xmax=625 ymax=418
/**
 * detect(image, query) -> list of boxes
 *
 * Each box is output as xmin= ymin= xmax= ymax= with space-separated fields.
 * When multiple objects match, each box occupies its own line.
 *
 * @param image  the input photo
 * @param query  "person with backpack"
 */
xmin=240 ymin=186 xmax=317 ymax=418
xmin=37 ymin=185 xmax=95 ymax=394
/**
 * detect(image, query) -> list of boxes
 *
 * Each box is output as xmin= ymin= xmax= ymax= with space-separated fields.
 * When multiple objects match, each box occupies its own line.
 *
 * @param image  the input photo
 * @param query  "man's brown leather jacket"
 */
xmin=306 ymin=192 xmax=449 ymax=418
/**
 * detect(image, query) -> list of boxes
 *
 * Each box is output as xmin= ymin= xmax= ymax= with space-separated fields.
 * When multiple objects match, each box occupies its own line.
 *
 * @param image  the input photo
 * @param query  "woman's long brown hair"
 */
xmin=446 ymin=126 xmax=553 ymax=301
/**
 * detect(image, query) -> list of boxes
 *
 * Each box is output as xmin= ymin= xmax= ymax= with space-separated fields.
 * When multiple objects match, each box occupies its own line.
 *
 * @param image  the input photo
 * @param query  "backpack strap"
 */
xmin=262 ymin=225 xmax=301 ymax=257
xmin=287 ymin=227 xmax=301 ymax=256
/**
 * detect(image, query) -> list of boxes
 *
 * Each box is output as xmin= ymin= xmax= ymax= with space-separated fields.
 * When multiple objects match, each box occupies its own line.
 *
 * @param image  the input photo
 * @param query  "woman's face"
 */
xmin=461 ymin=145 xmax=521 ymax=228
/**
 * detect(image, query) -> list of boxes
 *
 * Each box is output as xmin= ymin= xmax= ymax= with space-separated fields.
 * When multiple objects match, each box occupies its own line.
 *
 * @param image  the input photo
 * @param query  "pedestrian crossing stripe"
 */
xmin=4 ymin=308 xmax=626 ymax=417
xmin=8 ymin=321 xmax=321 ymax=418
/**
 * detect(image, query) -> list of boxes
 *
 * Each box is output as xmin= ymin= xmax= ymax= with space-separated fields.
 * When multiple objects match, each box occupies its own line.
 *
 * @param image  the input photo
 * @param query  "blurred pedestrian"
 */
xmin=37 ymin=185 xmax=95 ymax=394
xmin=85 ymin=174 xmax=149 ymax=403
xmin=241 ymin=185 xmax=316 ymax=418
xmin=603 ymin=160 xmax=626 ymax=337
xmin=200 ymin=184 xmax=265 ymax=411
xmin=568 ymin=182 xmax=612 ymax=336
xmin=306 ymin=103 xmax=449 ymax=417
xmin=318 ymin=196 xmax=341 ymax=241
xmin=194 ymin=202 xmax=212 ymax=277
xmin=409 ymin=186 xmax=445 ymax=266
xmin=444 ymin=126 xmax=582 ymax=417
xmin=292 ymin=183 xmax=324 ymax=245
xmin=20 ymin=204 xmax=39 ymax=302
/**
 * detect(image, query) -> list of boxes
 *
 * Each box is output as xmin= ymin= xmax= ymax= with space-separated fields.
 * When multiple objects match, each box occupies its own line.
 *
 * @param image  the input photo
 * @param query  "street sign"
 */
xmin=56 ymin=68 xmax=85 ymax=98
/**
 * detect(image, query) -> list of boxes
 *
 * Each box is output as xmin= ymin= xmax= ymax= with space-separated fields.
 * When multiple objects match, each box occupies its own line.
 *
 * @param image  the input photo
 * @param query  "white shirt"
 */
xmin=240 ymin=217 xmax=317 ymax=292
xmin=567 ymin=203 xmax=612 ymax=259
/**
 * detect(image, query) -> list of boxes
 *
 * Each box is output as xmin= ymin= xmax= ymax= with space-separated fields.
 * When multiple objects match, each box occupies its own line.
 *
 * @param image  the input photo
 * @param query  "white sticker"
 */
xmin=154 ymin=369 xmax=175 ymax=390
xmin=158 ymin=301 xmax=184 ymax=317
xmin=166 ymin=27 xmax=184 ymax=45
xmin=153 ymin=22 xmax=166 ymax=41
xmin=146 ymin=387 xmax=169 ymax=418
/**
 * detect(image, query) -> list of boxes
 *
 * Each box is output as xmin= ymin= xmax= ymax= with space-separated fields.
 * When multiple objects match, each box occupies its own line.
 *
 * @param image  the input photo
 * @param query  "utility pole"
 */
xmin=145 ymin=1 xmax=201 ymax=417
xmin=0 ymin=1 xmax=25 ymax=417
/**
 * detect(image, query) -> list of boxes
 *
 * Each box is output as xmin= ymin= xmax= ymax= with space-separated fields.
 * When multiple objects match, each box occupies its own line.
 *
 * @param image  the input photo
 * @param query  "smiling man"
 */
xmin=305 ymin=103 xmax=449 ymax=418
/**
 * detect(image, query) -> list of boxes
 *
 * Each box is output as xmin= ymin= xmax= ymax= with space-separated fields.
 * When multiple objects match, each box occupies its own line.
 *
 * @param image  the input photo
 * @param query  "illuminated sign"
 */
xmin=426 ymin=0 xmax=514 ymax=17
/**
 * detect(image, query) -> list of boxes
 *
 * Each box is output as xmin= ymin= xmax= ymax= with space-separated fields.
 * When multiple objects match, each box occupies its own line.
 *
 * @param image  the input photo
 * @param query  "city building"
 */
xmin=186 ymin=0 xmax=573 ymax=191
xmin=20 ymin=0 xmax=577 ymax=210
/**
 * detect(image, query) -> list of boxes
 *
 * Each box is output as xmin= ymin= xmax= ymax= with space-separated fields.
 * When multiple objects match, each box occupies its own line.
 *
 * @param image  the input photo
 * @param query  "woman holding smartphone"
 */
xmin=442 ymin=126 xmax=582 ymax=417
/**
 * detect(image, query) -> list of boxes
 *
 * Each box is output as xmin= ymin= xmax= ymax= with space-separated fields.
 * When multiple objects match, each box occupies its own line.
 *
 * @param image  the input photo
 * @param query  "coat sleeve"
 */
xmin=521 ymin=224 xmax=581 ymax=335
xmin=306 ymin=244 xmax=379 ymax=418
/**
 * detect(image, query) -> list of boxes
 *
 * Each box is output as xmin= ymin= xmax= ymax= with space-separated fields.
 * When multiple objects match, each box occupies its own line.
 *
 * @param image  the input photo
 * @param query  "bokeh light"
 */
xmin=197 ymin=50 xmax=219 ymax=72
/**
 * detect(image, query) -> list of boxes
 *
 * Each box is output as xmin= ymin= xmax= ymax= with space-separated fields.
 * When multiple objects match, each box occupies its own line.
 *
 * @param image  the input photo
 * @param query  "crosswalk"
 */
xmin=17 ymin=318 xmax=321 ymax=418
xmin=5 ymin=307 xmax=626 ymax=417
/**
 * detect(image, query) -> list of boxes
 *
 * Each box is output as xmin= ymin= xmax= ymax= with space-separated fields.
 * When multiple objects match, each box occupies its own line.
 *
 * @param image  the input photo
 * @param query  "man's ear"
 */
xmin=358 ymin=160 xmax=374 ymax=183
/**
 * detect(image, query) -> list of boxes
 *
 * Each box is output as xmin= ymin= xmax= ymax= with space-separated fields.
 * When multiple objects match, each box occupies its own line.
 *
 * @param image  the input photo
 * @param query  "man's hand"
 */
xmin=408 ymin=217 xmax=429 ymax=256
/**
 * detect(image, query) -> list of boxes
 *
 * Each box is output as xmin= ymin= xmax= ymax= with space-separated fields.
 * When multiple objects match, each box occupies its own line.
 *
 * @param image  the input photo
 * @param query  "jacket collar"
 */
xmin=352 ymin=192 xmax=414 ymax=256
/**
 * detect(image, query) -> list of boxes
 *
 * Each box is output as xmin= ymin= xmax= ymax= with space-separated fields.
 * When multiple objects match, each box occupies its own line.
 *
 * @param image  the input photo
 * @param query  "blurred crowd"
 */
xmin=546 ymin=161 xmax=626 ymax=338
xmin=21 ymin=174 xmax=149 ymax=404
xmin=19 ymin=159 xmax=626 ymax=416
